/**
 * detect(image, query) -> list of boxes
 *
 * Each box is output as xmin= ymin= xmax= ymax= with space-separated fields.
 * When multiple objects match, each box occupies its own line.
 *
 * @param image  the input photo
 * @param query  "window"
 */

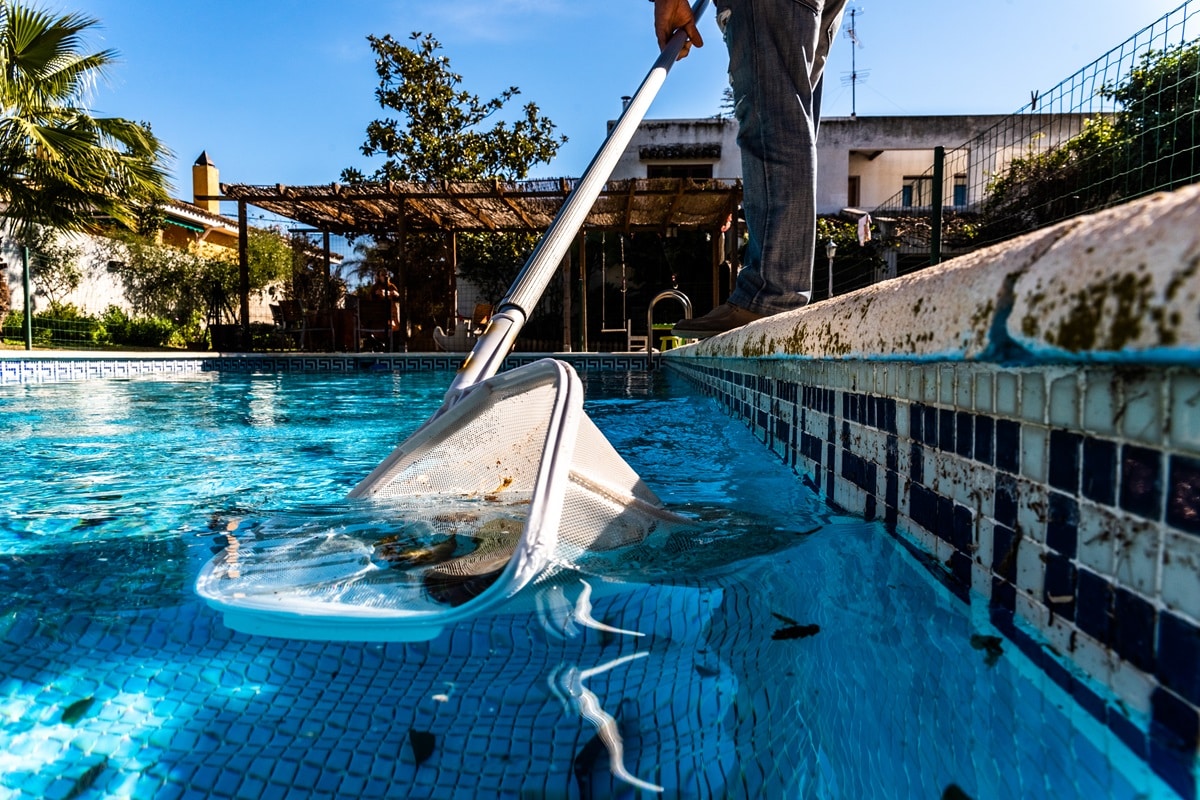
xmin=847 ymin=175 xmax=861 ymax=208
xmin=953 ymin=174 xmax=968 ymax=207
xmin=646 ymin=163 xmax=713 ymax=179
xmin=901 ymin=176 xmax=932 ymax=208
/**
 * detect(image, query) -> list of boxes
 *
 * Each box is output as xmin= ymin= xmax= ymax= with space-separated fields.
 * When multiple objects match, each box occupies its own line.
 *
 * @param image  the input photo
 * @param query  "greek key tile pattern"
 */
xmin=669 ymin=358 xmax=1200 ymax=799
xmin=0 ymin=352 xmax=658 ymax=385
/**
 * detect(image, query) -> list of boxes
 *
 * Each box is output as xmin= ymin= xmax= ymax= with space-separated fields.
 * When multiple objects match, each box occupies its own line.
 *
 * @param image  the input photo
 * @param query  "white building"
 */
xmin=610 ymin=113 xmax=1093 ymax=215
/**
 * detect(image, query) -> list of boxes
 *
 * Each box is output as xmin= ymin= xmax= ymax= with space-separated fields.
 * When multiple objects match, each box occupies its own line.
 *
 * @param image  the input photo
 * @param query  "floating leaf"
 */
xmin=61 ymin=696 xmax=95 ymax=725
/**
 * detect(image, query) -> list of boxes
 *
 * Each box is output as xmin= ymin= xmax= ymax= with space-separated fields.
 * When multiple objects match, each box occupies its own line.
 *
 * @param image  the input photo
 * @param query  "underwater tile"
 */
xmin=1119 ymin=444 xmax=1164 ymax=521
xmin=1120 ymin=373 xmax=1164 ymax=447
xmin=1048 ymin=430 xmax=1082 ymax=494
xmin=1076 ymin=504 xmax=1116 ymax=576
xmin=1156 ymin=611 xmax=1200 ymax=707
xmin=1048 ymin=373 xmax=1080 ymax=429
xmin=996 ymin=372 xmax=1019 ymax=416
xmin=1020 ymin=372 xmax=1047 ymax=425
xmin=1113 ymin=517 xmax=1162 ymax=599
xmin=1020 ymin=425 xmax=1049 ymax=484
xmin=1112 ymin=587 xmax=1157 ymax=674
xmin=1083 ymin=369 xmax=1118 ymax=437
xmin=1168 ymin=372 xmax=1200 ymax=453
xmin=1166 ymin=454 xmax=1200 ymax=536
xmin=1082 ymin=438 xmax=1118 ymax=506
xmin=1076 ymin=569 xmax=1113 ymax=646
xmin=1161 ymin=530 xmax=1200 ymax=621
xmin=975 ymin=371 xmax=995 ymax=414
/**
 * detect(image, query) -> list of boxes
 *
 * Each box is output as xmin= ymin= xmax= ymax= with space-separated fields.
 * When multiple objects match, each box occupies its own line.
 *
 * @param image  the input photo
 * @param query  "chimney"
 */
xmin=192 ymin=151 xmax=220 ymax=214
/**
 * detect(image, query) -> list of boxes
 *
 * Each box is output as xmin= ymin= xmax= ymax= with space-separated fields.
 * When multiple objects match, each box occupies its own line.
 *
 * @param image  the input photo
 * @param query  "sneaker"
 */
xmin=672 ymin=303 xmax=763 ymax=339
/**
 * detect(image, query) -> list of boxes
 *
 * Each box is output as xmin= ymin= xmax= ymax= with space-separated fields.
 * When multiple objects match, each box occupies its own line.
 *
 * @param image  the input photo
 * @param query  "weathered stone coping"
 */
xmin=668 ymin=184 xmax=1200 ymax=365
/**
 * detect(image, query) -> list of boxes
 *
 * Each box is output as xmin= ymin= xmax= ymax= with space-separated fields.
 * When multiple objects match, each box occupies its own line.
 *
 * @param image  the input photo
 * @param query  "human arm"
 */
xmin=652 ymin=0 xmax=703 ymax=60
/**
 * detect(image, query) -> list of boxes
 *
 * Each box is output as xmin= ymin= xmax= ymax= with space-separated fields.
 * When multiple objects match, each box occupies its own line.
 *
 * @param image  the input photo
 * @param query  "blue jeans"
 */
xmin=718 ymin=0 xmax=847 ymax=315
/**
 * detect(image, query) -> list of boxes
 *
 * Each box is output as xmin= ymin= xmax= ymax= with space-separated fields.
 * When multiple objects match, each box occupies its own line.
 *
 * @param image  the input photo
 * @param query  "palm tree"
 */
xmin=0 ymin=1 xmax=169 ymax=243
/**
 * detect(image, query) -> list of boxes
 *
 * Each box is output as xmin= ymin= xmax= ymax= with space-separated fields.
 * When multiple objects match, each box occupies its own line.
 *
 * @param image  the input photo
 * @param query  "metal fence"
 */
xmin=865 ymin=0 xmax=1198 ymax=275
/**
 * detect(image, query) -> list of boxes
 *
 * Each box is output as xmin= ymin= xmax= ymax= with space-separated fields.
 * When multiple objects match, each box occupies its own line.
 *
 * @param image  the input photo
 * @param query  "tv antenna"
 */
xmin=840 ymin=6 xmax=868 ymax=117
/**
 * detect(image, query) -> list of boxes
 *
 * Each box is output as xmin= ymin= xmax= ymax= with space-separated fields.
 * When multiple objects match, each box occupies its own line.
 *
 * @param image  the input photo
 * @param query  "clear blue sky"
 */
xmin=58 ymin=0 xmax=1188 ymax=214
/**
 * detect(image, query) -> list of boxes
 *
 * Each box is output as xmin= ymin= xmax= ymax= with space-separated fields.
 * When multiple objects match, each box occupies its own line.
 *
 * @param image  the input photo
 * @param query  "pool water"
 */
xmin=0 ymin=368 xmax=1181 ymax=799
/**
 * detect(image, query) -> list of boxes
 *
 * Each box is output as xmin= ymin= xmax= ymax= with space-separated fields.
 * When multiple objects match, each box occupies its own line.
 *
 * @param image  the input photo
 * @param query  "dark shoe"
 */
xmin=672 ymin=303 xmax=763 ymax=339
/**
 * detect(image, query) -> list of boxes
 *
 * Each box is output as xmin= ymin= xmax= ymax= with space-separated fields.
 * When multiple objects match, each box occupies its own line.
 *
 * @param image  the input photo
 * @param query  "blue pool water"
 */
xmin=0 ymin=368 xmax=1183 ymax=799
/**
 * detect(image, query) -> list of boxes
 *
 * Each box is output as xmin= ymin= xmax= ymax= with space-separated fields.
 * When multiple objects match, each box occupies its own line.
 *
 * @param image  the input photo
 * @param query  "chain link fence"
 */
xmin=863 ymin=0 xmax=1197 ymax=276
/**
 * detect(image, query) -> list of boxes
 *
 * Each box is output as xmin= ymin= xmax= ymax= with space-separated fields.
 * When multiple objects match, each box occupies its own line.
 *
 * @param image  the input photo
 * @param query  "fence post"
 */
xmin=931 ymin=146 xmax=944 ymax=266
xmin=22 ymin=246 xmax=32 ymax=351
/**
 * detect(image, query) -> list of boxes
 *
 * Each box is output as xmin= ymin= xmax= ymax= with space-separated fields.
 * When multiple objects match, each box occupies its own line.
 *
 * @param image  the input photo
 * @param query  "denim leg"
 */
xmin=718 ymin=0 xmax=847 ymax=315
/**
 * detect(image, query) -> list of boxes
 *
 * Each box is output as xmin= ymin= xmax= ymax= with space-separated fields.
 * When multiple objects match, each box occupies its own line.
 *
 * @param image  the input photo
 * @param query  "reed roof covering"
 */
xmin=218 ymin=177 xmax=742 ymax=236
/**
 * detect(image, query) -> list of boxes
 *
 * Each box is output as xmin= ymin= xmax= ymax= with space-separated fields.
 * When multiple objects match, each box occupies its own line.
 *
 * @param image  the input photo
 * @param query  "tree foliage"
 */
xmin=981 ymin=41 xmax=1199 ymax=242
xmin=103 ymin=228 xmax=292 ymax=328
xmin=0 ymin=1 xmax=170 ymax=241
xmin=340 ymin=31 xmax=567 ymax=332
xmin=343 ymin=32 xmax=565 ymax=184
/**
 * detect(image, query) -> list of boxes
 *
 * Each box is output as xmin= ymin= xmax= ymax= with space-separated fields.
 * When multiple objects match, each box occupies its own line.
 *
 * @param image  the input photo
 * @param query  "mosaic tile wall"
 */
xmin=0 ymin=352 xmax=655 ymax=385
xmin=668 ymin=357 xmax=1200 ymax=799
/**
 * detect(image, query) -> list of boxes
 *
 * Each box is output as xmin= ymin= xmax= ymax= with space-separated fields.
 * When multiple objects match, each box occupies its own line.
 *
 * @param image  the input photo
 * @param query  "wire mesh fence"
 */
xmin=863 ymin=0 xmax=1198 ymax=273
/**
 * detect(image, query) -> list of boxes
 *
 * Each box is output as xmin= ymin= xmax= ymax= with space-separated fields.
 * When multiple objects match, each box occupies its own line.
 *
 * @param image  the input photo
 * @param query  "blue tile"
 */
xmin=910 ymin=403 xmax=923 ymax=442
xmin=1045 ymin=492 xmax=1079 ymax=558
xmin=975 ymin=415 xmax=994 ymax=466
xmin=886 ymin=435 xmax=899 ymax=472
xmin=1150 ymin=688 xmax=1200 ymax=800
xmin=955 ymin=412 xmax=974 ymax=459
xmin=995 ymin=420 xmax=1020 ymax=473
xmin=1076 ymin=569 xmax=1113 ymax=645
xmin=1048 ymin=430 xmax=1081 ymax=494
xmin=1082 ymin=437 xmax=1117 ymax=506
xmin=939 ymin=409 xmax=956 ymax=452
xmin=1157 ymin=611 xmax=1200 ymax=706
xmin=910 ymin=484 xmax=937 ymax=533
xmin=992 ymin=524 xmax=1018 ymax=582
xmin=1120 ymin=444 xmax=1164 ymax=521
xmin=910 ymin=443 xmax=924 ymax=483
xmin=991 ymin=578 xmax=1017 ymax=613
xmin=1113 ymin=586 xmax=1156 ymax=672
xmin=1166 ymin=454 xmax=1200 ymax=535
xmin=924 ymin=405 xmax=939 ymax=447
xmin=994 ymin=472 xmax=1018 ymax=528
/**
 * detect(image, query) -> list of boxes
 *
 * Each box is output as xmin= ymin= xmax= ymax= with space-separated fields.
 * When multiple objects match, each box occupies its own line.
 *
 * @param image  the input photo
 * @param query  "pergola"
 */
xmin=212 ymin=176 xmax=743 ymax=349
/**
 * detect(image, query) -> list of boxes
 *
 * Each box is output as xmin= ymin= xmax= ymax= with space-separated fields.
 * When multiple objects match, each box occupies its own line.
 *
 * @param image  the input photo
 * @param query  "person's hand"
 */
xmin=653 ymin=0 xmax=703 ymax=60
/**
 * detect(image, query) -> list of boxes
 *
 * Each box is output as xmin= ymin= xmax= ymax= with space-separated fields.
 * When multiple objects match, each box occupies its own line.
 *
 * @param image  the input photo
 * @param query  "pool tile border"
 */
xmin=668 ymin=357 xmax=1200 ymax=800
xmin=0 ymin=352 xmax=655 ymax=385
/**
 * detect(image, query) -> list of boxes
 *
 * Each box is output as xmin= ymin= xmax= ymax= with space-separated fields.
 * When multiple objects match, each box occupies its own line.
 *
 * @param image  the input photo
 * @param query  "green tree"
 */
xmin=0 ymin=2 xmax=170 ymax=241
xmin=24 ymin=224 xmax=81 ymax=309
xmin=341 ymin=31 xmax=567 ymax=335
xmin=103 ymin=227 xmax=292 ymax=330
xmin=343 ymin=32 xmax=565 ymax=184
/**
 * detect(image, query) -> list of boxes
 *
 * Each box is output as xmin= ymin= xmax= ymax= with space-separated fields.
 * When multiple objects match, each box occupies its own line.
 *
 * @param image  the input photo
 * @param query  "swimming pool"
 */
xmin=0 ymin=368 xmax=1182 ymax=798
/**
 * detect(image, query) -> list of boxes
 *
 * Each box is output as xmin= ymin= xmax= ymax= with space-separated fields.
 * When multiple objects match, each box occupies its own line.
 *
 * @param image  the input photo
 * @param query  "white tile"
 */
xmin=1161 ymin=530 xmax=1200 ymax=620
xmin=1076 ymin=503 xmax=1117 ymax=576
xmin=956 ymin=366 xmax=973 ymax=409
xmin=923 ymin=366 xmax=939 ymax=403
xmin=1021 ymin=371 xmax=1047 ymax=425
xmin=1048 ymin=373 xmax=1080 ymax=429
xmin=1107 ymin=658 xmax=1155 ymax=718
xmin=1021 ymin=425 xmax=1049 ymax=484
xmin=975 ymin=371 xmax=995 ymax=414
xmin=1168 ymin=372 xmax=1200 ymax=455
xmin=1016 ymin=540 xmax=1046 ymax=596
xmin=1112 ymin=518 xmax=1162 ymax=598
xmin=1070 ymin=632 xmax=1115 ymax=694
xmin=977 ymin=518 xmax=996 ymax=575
xmin=996 ymin=372 xmax=1019 ymax=416
xmin=1120 ymin=373 xmax=1164 ymax=446
xmin=1019 ymin=480 xmax=1049 ymax=545
xmin=940 ymin=366 xmax=956 ymax=405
